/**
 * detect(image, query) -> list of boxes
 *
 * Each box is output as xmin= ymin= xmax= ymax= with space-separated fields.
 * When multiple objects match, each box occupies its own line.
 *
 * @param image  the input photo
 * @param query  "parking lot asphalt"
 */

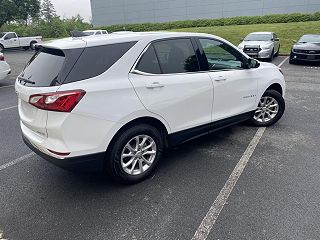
xmin=0 ymin=51 xmax=319 ymax=240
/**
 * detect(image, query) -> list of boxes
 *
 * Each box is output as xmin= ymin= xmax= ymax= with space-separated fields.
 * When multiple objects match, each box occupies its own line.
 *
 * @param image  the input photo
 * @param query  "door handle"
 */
xmin=214 ymin=76 xmax=227 ymax=82
xmin=146 ymin=82 xmax=165 ymax=89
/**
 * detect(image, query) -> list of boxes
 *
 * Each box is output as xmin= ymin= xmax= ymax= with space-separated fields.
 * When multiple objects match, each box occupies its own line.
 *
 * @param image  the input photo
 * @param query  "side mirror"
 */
xmin=274 ymin=38 xmax=280 ymax=41
xmin=4 ymin=36 xmax=9 ymax=40
xmin=292 ymin=40 xmax=297 ymax=43
xmin=240 ymin=38 xmax=244 ymax=42
xmin=247 ymin=58 xmax=260 ymax=69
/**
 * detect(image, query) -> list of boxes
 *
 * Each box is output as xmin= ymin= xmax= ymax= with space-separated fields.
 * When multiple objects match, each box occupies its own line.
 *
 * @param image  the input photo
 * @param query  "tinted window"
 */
xmin=20 ymin=48 xmax=65 ymax=87
xmin=102 ymin=31 xmax=107 ymax=34
xmin=153 ymin=39 xmax=199 ymax=74
xmin=64 ymin=41 xmax=137 ymax=83
xmin=96 ymin=31 xmax=101 ymax=35
xmin=199 ymin=38 xmax=245 ymax=71
xmin=135 ymin=45 xmax=161 ymax=74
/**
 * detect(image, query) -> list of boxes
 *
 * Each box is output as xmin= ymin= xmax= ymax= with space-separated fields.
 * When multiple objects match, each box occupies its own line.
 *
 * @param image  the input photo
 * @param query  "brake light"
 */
xmin=29 ymin=90 xmax=86 ymax=112
xmin=0 ymin=55 xmax=4 ymax=61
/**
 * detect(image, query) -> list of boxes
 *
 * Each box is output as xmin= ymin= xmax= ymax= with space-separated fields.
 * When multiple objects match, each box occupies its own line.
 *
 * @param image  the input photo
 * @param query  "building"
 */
xmin=90 ymin=0 xmax=320 ymax=26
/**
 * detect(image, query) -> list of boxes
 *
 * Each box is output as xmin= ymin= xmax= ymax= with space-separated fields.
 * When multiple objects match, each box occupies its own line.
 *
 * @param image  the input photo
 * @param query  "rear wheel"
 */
xmin=106 ymin=124 xmax=164 ymax=184
xmin=30 ymin=41 xmax=37 ymax=50
xmin=250 ymin=90 xmax=285 ymax=127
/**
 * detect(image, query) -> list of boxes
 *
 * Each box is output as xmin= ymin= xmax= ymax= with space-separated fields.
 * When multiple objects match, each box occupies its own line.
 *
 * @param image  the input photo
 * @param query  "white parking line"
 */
xmin=191 ymin=127 xmax=266 ymax=240
xmin=278 ymin=56 xmax=289 ymax=68
xmin=0 ymin=153 xmax=35 ymax=171
xmin=0 ymin=105 xmax=17 ymax=112
xmin=0 ymin=84 xmax=14 ymax=90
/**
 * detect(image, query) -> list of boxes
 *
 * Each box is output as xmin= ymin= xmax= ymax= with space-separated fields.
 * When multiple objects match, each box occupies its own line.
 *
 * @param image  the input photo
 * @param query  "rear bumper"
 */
xmin=23 ymin=134 xmax=105 ymax=172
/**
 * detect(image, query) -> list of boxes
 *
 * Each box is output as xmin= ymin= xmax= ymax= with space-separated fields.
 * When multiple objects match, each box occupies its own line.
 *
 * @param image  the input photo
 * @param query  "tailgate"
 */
xmin=15 ymin=82 xmax=60 ymax=140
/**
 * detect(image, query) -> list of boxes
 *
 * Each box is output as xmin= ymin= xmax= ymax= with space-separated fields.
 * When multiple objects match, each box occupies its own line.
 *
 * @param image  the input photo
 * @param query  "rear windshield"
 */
xmin=19 ymin=41 xmax=137 ymax=87
xmin=19 ymin=48 xmax=65 ymax=87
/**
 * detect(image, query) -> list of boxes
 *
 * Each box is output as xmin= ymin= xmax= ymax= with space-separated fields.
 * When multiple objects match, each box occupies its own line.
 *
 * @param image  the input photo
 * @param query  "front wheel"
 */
xmin=30 ymin=41 xmax=37 ymax=50
xmin=250 ymin=90 xmax=285 ymax=127
xmin=267 ymin=49 xmax=274 ymax=62
xmin=105 ymin=124 xmax=164 ymax=184
xmin=0 ymin=44 xmax=4 ymax=52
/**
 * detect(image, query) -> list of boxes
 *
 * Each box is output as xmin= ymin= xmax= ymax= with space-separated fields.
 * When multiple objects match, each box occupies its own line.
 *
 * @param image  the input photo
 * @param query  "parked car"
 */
xmin=0 ymin=53 xmax=11 ymax=81
xmin=0 ymin=32 xmax=42 ymax=52
xmin=290 ymin=34 xmax=320 ymax=64
xmin=15 ymin=32 xmax=286 ymax=184
xmin=83 ymin=30 xmax=108 ymax=36
xmin=238 ymin=32 xmax=280 ymax=61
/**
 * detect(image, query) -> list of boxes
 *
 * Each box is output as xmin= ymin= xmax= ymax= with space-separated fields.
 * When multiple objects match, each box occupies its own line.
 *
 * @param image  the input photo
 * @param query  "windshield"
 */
xmin=245 ymin=34 xmax=272 ymax=41
xmin=0 ymin=32 xmax=6 ymax=38
xmin=298 ymin=35 xmax=320 ymax=43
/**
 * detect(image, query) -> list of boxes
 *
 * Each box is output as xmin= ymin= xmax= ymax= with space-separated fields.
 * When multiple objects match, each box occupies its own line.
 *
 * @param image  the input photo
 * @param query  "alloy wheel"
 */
xmin=120 ymin=135 xmax=157 ymax=175
xmin=254 ymin=96 xmax=279 ymax=123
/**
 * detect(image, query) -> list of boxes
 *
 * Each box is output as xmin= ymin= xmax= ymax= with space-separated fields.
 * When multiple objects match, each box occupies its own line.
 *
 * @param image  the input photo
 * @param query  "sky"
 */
xmin=50 ymin=0 xmax=92 ymax=22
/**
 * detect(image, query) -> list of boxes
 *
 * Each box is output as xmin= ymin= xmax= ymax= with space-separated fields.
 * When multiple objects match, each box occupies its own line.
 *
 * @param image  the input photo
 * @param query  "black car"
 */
xmin=290 ymin=34 xmax=320 ymax=64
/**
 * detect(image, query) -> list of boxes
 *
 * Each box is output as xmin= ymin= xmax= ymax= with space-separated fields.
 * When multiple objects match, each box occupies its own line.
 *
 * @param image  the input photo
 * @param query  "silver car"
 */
xmin=238 ymin=32 xmax=280 ymax=61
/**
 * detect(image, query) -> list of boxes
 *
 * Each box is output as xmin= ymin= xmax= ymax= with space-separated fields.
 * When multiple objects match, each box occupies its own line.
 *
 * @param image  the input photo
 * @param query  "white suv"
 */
xmin=15 ymin=32 xmax=285 ymax=183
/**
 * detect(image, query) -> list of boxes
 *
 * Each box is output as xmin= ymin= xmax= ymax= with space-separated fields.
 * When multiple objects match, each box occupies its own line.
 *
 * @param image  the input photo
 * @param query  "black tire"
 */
xmin=250 ymin=89 xmax=285 ymax=127
xmin=275 ymin=45 xmax=280 ymax=57
xmin=105 ymin=124 xmax=164 ymax=184
xmin=0 ymin=44 xmax=4 ymax=52
xmin=30 ymin=41 xmax=37 ymax=50
xmin=267 ymin=49 xmax=274 ymax=62
xmin=289 ymin=58 xmax=295 ymax=64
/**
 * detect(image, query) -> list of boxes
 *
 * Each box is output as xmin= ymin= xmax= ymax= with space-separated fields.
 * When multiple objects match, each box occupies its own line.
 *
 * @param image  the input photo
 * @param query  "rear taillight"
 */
xmin=0 ymin=55 xmax=4 ymax=61
xmin=29 ymin=90 xmax=86 ymax=112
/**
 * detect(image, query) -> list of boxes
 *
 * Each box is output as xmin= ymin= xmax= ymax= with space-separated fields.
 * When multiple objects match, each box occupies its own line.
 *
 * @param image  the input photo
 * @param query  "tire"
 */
xmin=267 ymin=49 xmax=274 ymax=62
xmin=30 ymin=41 xmax=37 ymax=50
xmin=0 ymin=44 xmax=4 ymax=52
xmin=275 ymin=45 xmax=280 ymax=57
xmin=250 ymin=89 xmax=285 ymax=127
xmin=105 ymin=124 xmax=164 ymax=184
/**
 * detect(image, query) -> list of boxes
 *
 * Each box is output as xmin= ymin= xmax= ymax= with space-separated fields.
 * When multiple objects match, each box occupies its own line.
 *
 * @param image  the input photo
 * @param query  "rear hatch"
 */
xmin=15 ymin=44 xmax=85 ymax=141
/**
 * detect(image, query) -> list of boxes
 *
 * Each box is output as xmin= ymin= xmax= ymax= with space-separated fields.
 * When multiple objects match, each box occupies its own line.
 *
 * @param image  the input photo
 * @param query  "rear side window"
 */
xmin=20 ymin=48 xmax=65 ymax=87
xmin=135 ymin=45 xmax=161 ymax=74
xmin=153 ymin=39 xmax=199 ymax=74
xmin=64 ymin=41 xmax=137 ymax=83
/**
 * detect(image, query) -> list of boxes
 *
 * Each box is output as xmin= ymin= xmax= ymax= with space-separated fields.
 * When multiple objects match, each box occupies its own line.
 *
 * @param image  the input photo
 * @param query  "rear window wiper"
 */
xmin=18 ymin=76 xmax=35 ymax=85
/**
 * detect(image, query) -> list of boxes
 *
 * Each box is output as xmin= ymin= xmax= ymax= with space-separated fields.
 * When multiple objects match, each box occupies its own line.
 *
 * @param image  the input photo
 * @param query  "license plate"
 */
xmin=307 ymin=55 xmax=316 ymax=60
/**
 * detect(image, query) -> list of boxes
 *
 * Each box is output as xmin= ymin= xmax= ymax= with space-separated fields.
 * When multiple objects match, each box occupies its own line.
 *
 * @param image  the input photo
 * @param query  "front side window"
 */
xmin=153 ymin=39 xmax=199 ymax=74
xmin=5 ymin=33 xmax=16 ymax=39
xmin=199 ymin=38 xmax=245 ymax=71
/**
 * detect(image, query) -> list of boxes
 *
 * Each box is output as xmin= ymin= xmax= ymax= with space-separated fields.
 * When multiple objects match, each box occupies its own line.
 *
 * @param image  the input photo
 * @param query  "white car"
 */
xmin=238 ymin=32 xmax=280 ymax=61
xmin=0 ymin=53 xmax=11 ymax=80
xmin=83 ymin=30 xmax=108 ymax=36
xmin=15 ymin=32 xmax=286 ymax=183
xmin=0 ymin=32 xmax=42 ymax=51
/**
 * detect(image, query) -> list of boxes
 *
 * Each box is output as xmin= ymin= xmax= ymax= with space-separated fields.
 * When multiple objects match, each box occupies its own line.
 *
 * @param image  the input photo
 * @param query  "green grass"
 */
xmin=171 ymin=21 xmax=320 ymax=54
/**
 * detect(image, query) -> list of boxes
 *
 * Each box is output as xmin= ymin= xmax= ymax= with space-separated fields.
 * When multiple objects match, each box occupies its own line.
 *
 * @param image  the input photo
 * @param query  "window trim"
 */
xmin=195 ymin=37 xmax=251 ymax=72
xmin=131 ymin=37 xmax=202 ymax=76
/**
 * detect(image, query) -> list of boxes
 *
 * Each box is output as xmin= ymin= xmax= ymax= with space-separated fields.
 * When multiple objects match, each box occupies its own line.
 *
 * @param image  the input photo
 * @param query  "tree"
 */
xmin=14 ymin=0 xmax=41 ymax=24
xmin=0 ymin=0 xmax=40 ymax=28
xmin=41 ymin=0 xmax=56 ymax=22
xmin=0 ymin=0 xmax=16 ymax=28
